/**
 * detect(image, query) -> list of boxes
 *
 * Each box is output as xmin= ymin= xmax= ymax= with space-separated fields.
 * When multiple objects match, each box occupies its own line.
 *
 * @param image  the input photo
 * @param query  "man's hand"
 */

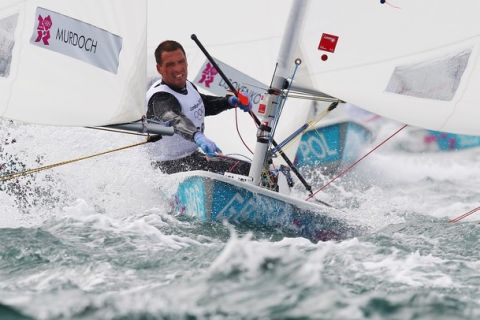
xmin=228 ymin=94 xmax=252 ymax=112
xmin=194 ymin=132 xmax=222 ymax=157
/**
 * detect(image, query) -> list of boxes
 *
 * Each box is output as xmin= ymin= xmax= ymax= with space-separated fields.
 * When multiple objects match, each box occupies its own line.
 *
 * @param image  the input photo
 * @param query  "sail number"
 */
xmin=298 ymin=132 xmax=338 ymax=162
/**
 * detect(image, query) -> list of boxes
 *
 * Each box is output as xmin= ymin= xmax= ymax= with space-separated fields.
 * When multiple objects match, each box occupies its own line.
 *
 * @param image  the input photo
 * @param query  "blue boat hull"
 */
xmin=172 ymin=171 xmax=361 ymax=242
xmin=394 ymin=127 xmax=480 ymax=152
xmin=294 ymin=121 xmax=372 ymax=175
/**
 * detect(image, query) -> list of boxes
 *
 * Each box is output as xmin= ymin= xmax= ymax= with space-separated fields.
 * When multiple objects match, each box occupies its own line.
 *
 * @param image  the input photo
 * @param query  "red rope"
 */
xmin=449 ymin=206 xmax=480 ymax=223
xmin=234 ymin=107 xmax=254 ymax=155
xmin=228 ymin=160 xmax=240 ymax=172
xmin=305 ymin=124 xmax=408 ymax=201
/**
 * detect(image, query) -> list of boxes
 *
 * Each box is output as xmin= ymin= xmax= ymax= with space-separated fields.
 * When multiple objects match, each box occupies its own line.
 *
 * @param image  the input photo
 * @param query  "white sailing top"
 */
xmin=145 ymin=80 xmax=205 ymax=161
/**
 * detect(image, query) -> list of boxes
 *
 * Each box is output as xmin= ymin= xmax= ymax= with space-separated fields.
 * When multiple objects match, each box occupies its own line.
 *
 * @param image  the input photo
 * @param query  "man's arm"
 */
xmin=147 ymin=92 xmax=199 ymax=141
xmin=200 ymin=93 xmax=234 ymax=116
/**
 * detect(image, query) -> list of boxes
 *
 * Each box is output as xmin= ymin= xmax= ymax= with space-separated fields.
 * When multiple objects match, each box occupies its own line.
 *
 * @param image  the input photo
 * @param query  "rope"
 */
xmin=85 ymin=126 xmax=149 ymax=137
xmin=305 ymin=124 xmax=408 ymax=201
xmin=291 ymin=109 xmax=332 ymax=151
xmin=0 ymin=139 xmax=151 ymax=182
xmin=234 ymin=107 xmax=254 ymax=155
xmin=449 ymin=206 xmax=480 ymax=223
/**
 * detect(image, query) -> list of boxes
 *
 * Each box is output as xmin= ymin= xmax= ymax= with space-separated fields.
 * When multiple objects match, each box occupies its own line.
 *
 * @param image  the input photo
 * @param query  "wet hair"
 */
xmin=154 ymin=40 xmax=186 ymax=65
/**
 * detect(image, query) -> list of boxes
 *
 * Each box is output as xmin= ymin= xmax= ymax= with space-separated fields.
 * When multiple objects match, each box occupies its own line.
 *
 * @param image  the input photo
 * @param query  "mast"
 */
xmin=248 ymin=0 xmax=309 ymax=185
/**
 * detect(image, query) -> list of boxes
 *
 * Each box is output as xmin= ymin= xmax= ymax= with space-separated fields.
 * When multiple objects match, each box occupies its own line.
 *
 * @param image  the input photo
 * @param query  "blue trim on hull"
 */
xmin=174 ymin=174 xmax=360 ymax=242
xmin=294 ymin=121 xmax=372 ymax=174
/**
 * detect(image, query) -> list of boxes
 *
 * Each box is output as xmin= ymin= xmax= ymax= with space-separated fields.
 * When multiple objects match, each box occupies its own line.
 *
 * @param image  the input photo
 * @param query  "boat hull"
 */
xmin=294 ymin=121 xmax=372 ymax=175
xmin=393 ymin=127 xmax=480 ymax=152
xmin=172 ymin=171 xmax=361 ymax=242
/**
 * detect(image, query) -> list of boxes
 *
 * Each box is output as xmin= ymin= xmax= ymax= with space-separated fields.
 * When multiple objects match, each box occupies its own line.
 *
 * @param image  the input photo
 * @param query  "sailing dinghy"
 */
xmin=392 ymin=126 xmax=480 ymax=153
xmin=1 ymin=0 xmax=362 ymax=242
xmin=170 ymin=34 xmax=362 ymax=242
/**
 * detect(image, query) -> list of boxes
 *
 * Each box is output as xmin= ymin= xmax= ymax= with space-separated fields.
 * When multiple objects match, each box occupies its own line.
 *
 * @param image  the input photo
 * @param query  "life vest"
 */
xmin=145 ymin=80 xmax=205 ymax=161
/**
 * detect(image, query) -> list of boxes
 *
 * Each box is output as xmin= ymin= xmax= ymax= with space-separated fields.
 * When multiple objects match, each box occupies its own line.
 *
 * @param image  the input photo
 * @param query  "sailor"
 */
xmin=146 ymin=40 xmax=252 ymax=175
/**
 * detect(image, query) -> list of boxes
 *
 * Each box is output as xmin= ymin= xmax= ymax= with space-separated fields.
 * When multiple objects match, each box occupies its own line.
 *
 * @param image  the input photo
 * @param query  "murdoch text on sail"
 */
xmin=55 ymin=28 xmax=97 ymax=53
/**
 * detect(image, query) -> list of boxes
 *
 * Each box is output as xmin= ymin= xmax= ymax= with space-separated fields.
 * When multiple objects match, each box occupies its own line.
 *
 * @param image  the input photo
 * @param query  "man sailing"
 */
xmin=146 ymin=40 xmax=252 ymax=175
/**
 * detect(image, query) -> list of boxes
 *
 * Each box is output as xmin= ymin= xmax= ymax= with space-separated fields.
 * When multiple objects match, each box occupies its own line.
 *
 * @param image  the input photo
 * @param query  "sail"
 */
xmin=297 ymin=0 xmax=480 ymax=135
xmin=0 ymin=0 xmax=146 ymax=126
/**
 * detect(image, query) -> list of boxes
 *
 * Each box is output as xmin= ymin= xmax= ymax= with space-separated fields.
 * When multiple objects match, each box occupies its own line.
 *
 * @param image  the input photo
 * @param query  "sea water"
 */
xmin=1 ymin=119 xmax=479 ymax=320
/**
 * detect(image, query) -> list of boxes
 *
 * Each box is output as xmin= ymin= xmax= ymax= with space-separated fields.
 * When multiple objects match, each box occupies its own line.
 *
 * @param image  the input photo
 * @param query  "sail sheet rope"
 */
xmin=234 ymin=107 xmax=254 ymax=155
xmin=449 ymin=207 xmax=480 ymax=223
xmin=0 ymin=139 xmax=155 ymax=182
xmin=305 ymin=124 xmax=408 ymax=202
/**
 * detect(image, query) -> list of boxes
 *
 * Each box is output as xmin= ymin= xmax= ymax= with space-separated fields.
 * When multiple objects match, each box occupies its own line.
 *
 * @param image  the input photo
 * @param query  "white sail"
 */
xmin=0 ymin=0 xmax=146 ymax=126
xmin=297 ymin=0 xmax=480 ymax=135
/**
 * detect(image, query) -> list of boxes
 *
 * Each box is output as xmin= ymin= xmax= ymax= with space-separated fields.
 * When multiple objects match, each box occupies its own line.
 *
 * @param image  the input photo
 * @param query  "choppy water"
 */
xmin=1 ymin=119 xmax=480 ymax=320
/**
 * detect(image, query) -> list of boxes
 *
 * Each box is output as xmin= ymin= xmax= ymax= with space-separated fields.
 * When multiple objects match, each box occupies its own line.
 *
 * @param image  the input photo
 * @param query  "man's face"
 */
xmin=157 ymin=49 xmax=188 ymax=89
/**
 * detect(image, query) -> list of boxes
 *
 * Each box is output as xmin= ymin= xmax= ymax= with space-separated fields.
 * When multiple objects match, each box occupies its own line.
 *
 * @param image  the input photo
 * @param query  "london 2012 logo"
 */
xmin=198 ymin=63 xmax=218 ymax=88
xmin=35 ymin=15 xmax=52 ymax=45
